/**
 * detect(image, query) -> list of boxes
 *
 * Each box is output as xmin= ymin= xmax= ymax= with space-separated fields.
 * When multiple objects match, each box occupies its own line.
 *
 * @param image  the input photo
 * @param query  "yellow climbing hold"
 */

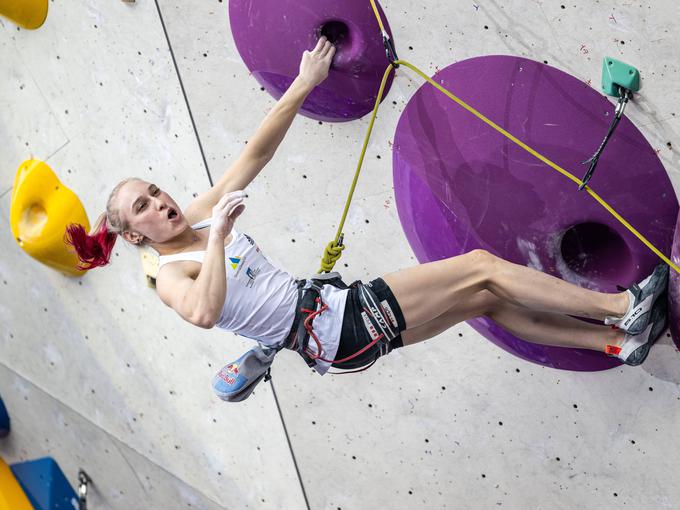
xmin=10 ymin=159 xmax=90 ymax=277
xmin=0 ymin=457 xmax=33 ymax=510
xmin=140 ymin=246 xmax=159 ymax=288
xmin=0 ymin=0 xmax=48 ymax=30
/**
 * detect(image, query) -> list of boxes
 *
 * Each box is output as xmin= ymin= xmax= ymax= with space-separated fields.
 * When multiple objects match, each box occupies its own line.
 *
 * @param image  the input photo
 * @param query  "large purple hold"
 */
xmin=393 ymin=55 xmax=678 ymax=371
xmin=229 ymin=0 xmax=394 ymax=122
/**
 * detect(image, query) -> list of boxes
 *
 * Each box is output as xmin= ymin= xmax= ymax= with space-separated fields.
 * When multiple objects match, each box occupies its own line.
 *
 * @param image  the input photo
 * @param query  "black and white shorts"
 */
xmin=331 ymin=278 xmax=406 ymax=370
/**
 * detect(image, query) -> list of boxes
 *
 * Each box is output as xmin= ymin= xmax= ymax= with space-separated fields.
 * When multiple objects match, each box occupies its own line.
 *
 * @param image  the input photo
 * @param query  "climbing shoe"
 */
xmin=604 ymin=263 xmax=669 ymax=335
xmin=605 ymin=294 xmax=668 ymax=366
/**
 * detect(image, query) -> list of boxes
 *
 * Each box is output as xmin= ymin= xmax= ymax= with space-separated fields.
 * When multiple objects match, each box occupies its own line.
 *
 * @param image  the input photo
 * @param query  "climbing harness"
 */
xmin=285 ymin=272 xmax=397 ymax=370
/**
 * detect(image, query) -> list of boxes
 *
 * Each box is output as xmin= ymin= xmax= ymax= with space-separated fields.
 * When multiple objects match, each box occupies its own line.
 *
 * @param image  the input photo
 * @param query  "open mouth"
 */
xmin=167 ymin=208 xmax=179 ymax=221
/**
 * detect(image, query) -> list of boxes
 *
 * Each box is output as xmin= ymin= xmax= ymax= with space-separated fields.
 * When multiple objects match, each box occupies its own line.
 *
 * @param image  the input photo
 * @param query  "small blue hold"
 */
xmin=11 ymin=457 xmax=78 ymax=510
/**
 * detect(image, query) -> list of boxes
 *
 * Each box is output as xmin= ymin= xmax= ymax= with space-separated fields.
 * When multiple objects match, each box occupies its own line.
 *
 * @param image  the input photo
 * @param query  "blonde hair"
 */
xmin=97 ymin=176 xmax=141 ymax=235
xmin=65 ymin=177 xmax=142 ymax=269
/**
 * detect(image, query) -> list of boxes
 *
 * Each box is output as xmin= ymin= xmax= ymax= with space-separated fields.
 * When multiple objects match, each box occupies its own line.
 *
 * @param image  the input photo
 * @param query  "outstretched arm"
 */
xmin=186 ymin=36 xmax=336 ymax=221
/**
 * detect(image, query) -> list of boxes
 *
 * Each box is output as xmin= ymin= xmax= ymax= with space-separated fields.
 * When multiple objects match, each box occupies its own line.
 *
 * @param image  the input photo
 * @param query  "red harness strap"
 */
xmin=300 ymin=297 xmax=386 ymax=368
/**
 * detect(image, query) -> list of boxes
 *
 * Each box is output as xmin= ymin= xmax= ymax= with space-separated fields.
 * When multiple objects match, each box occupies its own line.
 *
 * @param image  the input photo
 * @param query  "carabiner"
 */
xmin=382 ymin=31 xmax=399 ymax=68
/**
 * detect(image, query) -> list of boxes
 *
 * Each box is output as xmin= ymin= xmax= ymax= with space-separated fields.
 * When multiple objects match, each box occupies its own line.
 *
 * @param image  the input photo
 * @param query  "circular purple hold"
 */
xmin=393 ymin=55 xmax=678 ymax=371
xmin=229 ymin=0 xmax=395 ymax=122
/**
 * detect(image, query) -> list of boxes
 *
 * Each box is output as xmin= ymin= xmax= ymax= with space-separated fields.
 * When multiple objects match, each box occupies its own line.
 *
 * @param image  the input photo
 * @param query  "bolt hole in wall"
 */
xmin=560 ymin=222 xmax=632 ymax=285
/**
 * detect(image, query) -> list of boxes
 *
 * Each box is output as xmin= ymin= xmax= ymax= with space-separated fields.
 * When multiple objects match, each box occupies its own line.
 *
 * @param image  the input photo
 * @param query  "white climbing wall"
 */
xmin=1 ymin=1 xmax=679 ymax=508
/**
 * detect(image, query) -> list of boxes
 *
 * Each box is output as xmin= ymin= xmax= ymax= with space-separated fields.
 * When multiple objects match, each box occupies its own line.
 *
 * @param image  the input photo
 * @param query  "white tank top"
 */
xmin=157 ymin=219 xmax=348 ymax=375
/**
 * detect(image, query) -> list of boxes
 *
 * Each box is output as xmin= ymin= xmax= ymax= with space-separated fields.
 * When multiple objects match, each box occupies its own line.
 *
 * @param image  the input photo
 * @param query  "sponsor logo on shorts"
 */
xmin=367 ymin=304 xmax=390 ymax=331
xmin=380 ymin=300 xmax=399 ymax=328
xmin=361 ymin=311 xmax=381 ymax=340
xmin=218 ymin=363 xmax=239 ymax=385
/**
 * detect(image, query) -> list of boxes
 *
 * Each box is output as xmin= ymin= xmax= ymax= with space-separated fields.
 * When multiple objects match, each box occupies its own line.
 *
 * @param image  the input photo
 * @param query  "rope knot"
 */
xmin=318 ymin=240 xmax=345 ymax=273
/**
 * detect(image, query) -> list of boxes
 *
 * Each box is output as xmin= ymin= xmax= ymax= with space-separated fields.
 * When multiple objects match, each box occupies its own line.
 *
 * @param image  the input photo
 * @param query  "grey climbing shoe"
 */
xmin=604 ymin=263 xmax=669 ymax=335
xmin=605 ymin=294 xmax=668 ymax=366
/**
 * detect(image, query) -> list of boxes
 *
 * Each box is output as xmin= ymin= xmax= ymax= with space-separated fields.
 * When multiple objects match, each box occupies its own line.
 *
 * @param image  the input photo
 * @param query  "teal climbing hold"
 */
xmin=601 ymin=56 xmax=640 ymax=97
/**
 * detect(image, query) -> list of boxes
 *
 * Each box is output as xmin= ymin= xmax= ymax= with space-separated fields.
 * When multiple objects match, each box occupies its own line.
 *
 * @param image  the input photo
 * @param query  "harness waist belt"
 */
xmin=285 ymin=273 xmax=397 ymax=368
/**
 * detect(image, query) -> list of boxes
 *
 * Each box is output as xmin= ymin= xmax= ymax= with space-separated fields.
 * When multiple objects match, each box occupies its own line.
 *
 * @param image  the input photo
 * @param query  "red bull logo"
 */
xmin=219 ymin=362 xmax=239 ymax=385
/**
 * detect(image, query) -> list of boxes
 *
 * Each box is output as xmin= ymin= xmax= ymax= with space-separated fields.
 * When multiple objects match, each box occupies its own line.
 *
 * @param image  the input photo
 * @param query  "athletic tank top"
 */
xmin=157 ymin=219 xmax=348 ymax=375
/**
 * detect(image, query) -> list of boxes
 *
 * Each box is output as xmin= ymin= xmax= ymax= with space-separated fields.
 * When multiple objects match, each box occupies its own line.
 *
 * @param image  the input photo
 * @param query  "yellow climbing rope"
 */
xmin=318 ymin=63 xmax=394 ymax=273
xmin=318 ymin=0 xmax=680 ymax=275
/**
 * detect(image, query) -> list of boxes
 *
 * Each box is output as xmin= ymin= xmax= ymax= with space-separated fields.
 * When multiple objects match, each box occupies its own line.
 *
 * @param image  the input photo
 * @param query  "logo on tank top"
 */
xmin=245 ymin=266 xmax=261 ymax=288
xmin=228 ymin=256 xmax=242 ymax=270
xmin=244 ymin=233 xmax=261 ymax=253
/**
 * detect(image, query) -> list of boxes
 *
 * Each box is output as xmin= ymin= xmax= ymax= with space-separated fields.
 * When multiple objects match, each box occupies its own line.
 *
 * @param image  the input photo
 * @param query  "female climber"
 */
xmin=65 ymin=36 xmax=669 ymax=380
